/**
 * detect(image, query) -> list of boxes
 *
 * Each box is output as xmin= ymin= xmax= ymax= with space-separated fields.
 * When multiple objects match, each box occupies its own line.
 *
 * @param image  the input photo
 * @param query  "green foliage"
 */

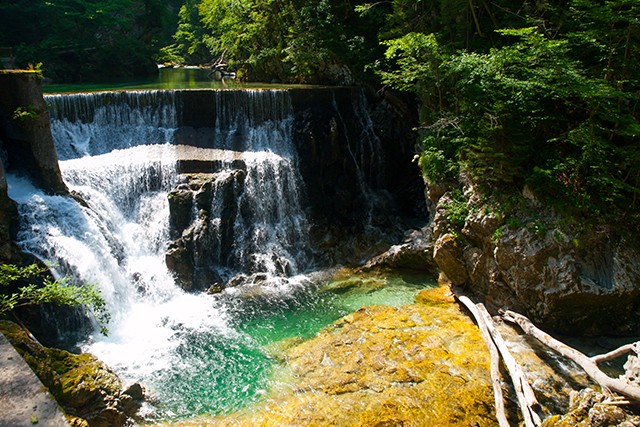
xmin=442 ymin=190 xmax=469 ymax=231
xmin=0 ymin=0 xmax=183 ymax=82
xmin=159 ymin=0 xmax=638 ymax=231
xmin=1 ymin=0 xmax=637 ymax=231
xmin=379 ymin=32 xmax=444 ymax=95
xmin=166 ymin=0 xmax=386 ymax=83
xmin=379 ymin=2 xmax=640 ymax=227
xmin=0 ymin=264 xmax=109 ymax=335
xmin=12 ymin=105 xmax=38 ymax=122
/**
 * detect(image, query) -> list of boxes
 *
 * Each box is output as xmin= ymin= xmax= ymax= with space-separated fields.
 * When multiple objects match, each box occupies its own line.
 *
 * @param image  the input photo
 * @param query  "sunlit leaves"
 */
xmin=0 ymin=264 xmax=110 ymax=335
xmin=380 ymin=5 xmax=639 ymax=221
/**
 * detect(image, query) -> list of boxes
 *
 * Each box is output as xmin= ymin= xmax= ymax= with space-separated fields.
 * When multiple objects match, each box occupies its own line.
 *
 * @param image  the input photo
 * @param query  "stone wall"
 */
xmin=0 ymin=71 xmax=67 ymax=195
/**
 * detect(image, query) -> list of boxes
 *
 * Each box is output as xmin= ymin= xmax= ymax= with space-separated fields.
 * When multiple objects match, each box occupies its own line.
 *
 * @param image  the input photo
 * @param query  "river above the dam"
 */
xmin=43 ymin=67 xmax=313 ymax=93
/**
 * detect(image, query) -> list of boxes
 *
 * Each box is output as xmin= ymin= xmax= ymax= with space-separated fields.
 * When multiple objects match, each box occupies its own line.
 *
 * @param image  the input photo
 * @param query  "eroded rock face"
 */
xmin=166 ymin=172 xmax=241 ymax=291
xmin=428 ymin=180 xmax=640 ymax=335
xmin=0 ymin=321 xmax=143 ymax=427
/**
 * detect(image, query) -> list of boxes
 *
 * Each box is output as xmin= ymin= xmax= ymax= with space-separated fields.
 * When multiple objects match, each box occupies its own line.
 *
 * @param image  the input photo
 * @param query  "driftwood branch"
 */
xmin=591 ymin=342 xmax=639 ymax=365
xmin=453 ymin=287 xmax=544 ymax=426
xmin=501 ymin=310 xmax=640 ymax=403
xmin=454 ymin=292 xmax=510 ymax=427
xmin=476 ymin=303 xmax=542 ymax=427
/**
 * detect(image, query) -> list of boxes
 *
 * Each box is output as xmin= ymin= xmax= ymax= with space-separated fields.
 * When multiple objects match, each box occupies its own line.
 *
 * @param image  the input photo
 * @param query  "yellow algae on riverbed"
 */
xmin=150 ymin=285 xmax=497 ymax=427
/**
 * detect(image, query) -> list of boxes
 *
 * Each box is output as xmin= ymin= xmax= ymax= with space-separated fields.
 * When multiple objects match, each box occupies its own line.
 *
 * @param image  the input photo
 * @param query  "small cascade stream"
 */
xmin=208 ymin=90 xmax=312 ymax=280
xmin=6 ymin=88 xmax=410 ymax=420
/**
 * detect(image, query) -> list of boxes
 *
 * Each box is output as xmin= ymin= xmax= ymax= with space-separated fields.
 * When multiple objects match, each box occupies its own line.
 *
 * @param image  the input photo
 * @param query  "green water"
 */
xmin=147 ymin=272 xmax=435 ymax=421
xmin=43 ymin=67 xmax=311 ymax=93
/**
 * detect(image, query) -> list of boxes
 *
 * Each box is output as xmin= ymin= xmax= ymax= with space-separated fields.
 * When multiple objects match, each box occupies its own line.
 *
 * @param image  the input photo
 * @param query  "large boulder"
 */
xmin=362 ymin=226 xmax=438 ymax=273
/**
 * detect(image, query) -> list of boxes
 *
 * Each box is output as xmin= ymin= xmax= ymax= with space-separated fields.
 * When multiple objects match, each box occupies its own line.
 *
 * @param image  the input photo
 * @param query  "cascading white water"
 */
xmin=47 ymin=90 xmax=178 ymax=160
xmin=210 ymin=90 xmax=312 ymax=279
xmin=6 ymin=138 xmax=230 ymax=362
xmin=7 ymin=89 xmax=319 ymax=419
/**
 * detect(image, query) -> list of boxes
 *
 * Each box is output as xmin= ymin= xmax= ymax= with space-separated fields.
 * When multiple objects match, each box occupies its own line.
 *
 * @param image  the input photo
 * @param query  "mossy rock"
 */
xmin=0 ymin=320 xmax=140 ymax=427
xmin=415 ymin=284 xmax=455 ymax=306
xmin=49 ymin=350 xmax=122 ymax=410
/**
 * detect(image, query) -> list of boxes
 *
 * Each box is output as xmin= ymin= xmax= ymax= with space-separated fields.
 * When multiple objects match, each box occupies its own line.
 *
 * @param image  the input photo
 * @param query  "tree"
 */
xmin=169 ymin=0 xmax=386 ymax=83
xmin=0 ymin=263 xmax=109 ymax=335
xmin=378 ymin=0 xmax=640 ymax=226
xmin=0 ymin=0 xmax=181 ymax=82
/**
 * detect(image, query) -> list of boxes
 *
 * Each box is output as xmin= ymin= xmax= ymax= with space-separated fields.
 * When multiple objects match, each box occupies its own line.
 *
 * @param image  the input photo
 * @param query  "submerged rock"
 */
xmin=0 ymin=321 xmax=143 ymax=427
xmin=174 ymin=286 xmax=497 ymax=426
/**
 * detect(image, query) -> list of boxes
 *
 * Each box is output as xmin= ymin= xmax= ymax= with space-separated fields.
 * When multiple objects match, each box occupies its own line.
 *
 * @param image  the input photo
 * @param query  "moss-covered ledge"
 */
xmin=0 ymin=321 xmax=143 ymax=427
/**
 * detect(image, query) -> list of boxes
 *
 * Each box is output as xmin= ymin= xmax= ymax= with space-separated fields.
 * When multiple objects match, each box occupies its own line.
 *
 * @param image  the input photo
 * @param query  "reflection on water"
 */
xmin=43 ymin=67 xmax=308 ymax=93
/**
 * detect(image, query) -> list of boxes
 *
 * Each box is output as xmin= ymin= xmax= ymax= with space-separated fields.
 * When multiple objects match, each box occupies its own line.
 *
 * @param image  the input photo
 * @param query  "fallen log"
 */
xmin=453 ymin=292 xmax=511 ymax=427
xmin=476 ymin=303 xmax=542 ymax=425
xmin=501 ymin=310 xmax=640 ymax=403
xmin=452 ymin=288 xmax=543 ymax=426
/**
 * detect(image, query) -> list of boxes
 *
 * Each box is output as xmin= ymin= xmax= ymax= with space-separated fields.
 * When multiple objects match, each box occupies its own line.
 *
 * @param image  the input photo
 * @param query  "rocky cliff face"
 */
xmin=428 ymin=177 xmax=640 ymax=335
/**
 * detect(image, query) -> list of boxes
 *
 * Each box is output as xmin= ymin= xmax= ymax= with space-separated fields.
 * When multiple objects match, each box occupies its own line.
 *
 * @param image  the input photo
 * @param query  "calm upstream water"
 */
xmin=7 ymin=80 xmax=436 ymax=422
xmin=43 ymin=67 xmax=310 ymax=93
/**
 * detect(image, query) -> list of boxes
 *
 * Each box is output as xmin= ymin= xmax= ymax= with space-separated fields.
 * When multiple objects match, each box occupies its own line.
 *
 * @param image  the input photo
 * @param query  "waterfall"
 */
xmin=8 ymin=144 xmax=182 ymax=323
xmin=47 ymin=90 xmax=178 ymax=160
xmin=8 ymin=89 xmax=321 ymax=418
xmin=6 ymin=87 xmax=398 ymax=420
xmin=44 ymin=89 xmax=312 ymax=284
xmin=209 ymin=90 xmax=311 ymax=280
